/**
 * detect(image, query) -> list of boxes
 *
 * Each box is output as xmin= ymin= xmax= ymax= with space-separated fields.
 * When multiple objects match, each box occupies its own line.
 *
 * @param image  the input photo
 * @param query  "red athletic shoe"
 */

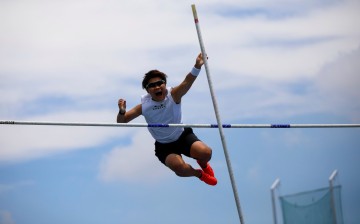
xmin=198 ymin=170 xmax=217 ymax=186
xmin=197 ymin=160 xmax=215 ymax=177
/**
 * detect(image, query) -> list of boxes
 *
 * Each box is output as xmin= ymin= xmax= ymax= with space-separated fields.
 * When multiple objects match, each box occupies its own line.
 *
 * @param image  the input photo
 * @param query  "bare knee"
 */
xmin=203 ymin=146 xmax=212 ymax=161
xmin=198 ymin=145 xmax=212 ymax=162
xmin=191 ymin=142 xmax=213 ymax=162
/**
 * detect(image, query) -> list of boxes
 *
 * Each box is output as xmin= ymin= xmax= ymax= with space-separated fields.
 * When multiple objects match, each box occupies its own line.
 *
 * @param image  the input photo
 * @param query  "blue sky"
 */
xmin=1 ymin=0 xmax=360 ymax=224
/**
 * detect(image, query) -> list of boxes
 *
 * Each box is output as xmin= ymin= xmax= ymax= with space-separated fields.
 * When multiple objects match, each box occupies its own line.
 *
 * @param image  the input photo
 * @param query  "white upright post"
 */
xmin=329 ymin=170 xmax=338 ymax=224
xmin=271 ymin=178 xmax=280 ymax=224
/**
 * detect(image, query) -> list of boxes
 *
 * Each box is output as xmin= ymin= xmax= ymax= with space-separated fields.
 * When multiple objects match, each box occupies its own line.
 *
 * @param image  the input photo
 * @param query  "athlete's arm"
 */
xmin=171 ymin=53 xmax=204 ymax=103
xmin=117 ymin=99 xmax=142 ymax=123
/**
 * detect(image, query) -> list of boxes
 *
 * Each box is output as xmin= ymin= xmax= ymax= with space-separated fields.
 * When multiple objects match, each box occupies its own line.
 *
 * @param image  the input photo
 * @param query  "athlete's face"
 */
xmin=146 ymin=77 xmax=167 ymax=101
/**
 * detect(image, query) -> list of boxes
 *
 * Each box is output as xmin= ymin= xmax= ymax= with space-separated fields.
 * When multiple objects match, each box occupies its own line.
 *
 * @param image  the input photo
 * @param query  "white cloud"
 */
xmin=0 ymin=110 xmax=139 ymax=162
xmin=313 ymin=46 xmax=360 ymax=121
xmin=0 ymin=0 xmax=359 ymax=164
xmin=1 ymin=0 xmax=358 ymax=112
xmin=0 ymin=0 xmax=194 ymax=113
xmin=98 ymin=129 xmax=171 ymax=183
xmin=215 ymin=44 xmax=360 ymax=121
xmin=207 ymin=0 xmax=360 ymax=83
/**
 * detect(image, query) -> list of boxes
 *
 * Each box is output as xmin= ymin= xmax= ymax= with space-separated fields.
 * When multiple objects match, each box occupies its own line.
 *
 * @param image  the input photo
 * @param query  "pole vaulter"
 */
xmin=1 ymin=5 xmax=360 ymax=224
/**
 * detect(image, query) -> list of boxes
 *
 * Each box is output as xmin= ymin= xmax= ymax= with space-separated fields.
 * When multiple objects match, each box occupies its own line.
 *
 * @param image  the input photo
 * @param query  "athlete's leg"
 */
xmin=190 ymin=141 xmax=215 ymax=177
xmin=165 ymin=153 xmax=217 ymax=185
xmin=165 ymin=153 xmax=201 ymax=177
xmin=189 ymin=141 xmax=212 ymax=168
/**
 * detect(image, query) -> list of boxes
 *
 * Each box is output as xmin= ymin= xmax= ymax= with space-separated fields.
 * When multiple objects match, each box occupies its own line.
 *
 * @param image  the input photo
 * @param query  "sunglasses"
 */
xmin=146 ymin=80 xmax=165 ymax=89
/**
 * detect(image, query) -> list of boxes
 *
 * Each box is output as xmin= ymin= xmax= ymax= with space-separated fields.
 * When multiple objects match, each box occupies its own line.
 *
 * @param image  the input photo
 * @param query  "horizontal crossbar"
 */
xmin=1 ymin=120 xmax=360 ymax=128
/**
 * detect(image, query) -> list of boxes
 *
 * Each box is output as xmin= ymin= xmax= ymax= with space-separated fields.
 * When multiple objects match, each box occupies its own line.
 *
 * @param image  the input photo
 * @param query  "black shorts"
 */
xmin=154 ymin=128 xmax=200 ymax=164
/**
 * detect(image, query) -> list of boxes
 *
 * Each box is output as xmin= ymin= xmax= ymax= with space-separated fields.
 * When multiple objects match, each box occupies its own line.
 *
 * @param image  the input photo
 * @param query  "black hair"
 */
xmin=142 ymin=70 xmax=167 ymax=89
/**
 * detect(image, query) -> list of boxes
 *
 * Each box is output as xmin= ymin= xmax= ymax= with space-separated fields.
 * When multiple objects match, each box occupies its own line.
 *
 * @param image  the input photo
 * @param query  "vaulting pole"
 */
xmin=191 ymin=4 xmax=245 ymax=224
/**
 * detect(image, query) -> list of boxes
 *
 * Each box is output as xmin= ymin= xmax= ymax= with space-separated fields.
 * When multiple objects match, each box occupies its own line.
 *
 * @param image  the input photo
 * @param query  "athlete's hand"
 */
xmin=118 ymin=99 xmax=126 ymax=111
xmin=195 ymin=53 xmax=207 ymax=69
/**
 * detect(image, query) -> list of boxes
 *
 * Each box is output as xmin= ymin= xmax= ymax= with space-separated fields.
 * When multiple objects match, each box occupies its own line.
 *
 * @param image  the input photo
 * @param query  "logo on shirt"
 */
xmin=152 ymin=104 xmax=166 ymax=110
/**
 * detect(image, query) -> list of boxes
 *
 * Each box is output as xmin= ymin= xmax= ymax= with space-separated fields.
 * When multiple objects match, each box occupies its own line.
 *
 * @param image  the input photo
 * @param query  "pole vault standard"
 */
xmin=191 ymin=4 xmax=245 ymax=224
xmin=1 ymin=121 xmax=360 ymax=128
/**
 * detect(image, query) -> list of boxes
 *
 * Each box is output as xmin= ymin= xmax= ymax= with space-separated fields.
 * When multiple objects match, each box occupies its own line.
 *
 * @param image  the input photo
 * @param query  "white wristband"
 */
xmin=190 ymin=67 xmax=201 ymax=77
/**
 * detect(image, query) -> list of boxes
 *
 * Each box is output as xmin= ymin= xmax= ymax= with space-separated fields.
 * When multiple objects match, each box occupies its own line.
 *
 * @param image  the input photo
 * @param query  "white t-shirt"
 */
xmin=141 ymin=87 xmax=184 ymax=143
